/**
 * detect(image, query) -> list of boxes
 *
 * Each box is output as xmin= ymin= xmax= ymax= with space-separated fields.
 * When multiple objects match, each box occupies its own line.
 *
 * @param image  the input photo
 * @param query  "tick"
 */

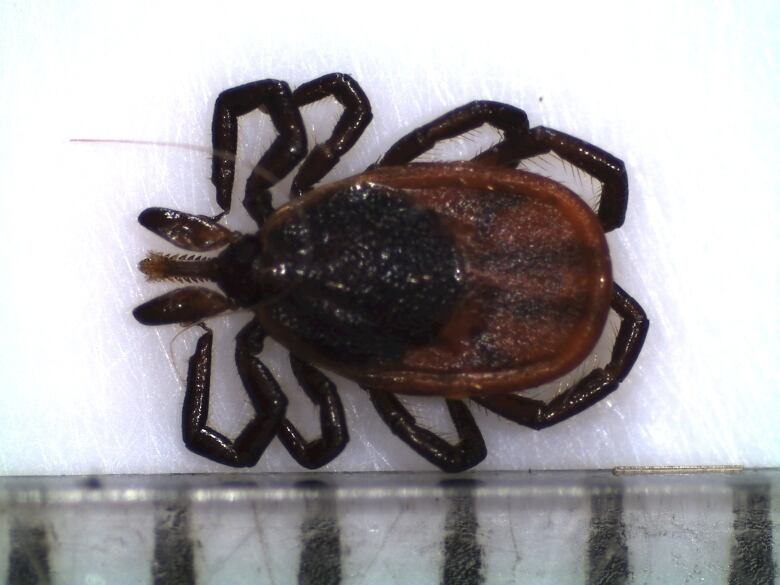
xmin=133 ymin=73 xmax=648 ymax=472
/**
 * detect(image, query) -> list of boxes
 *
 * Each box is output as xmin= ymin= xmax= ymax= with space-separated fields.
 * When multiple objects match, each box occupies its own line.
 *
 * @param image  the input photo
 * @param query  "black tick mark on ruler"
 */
xmin=729 ymin=482 xmax=775 ymax=585
xmin=441 ymin=479 xmax=484 ymax=585
xmin=587 ymin=488 xmax=629 ymax=585
xmin=297 ymin=480 xmax=342 ymax=585
xmin=7 ymin=520 xmax=51 ymax=585
xmin=153 ymin=502 xmax=196 ymax=585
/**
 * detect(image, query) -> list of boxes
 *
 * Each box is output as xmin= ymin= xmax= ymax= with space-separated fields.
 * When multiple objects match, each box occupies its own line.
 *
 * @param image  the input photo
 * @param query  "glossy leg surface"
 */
xmin=182 ymin=321 xmax=288 ymax=467
xmin=211 ymin=79 xmax=306 ymax=224
xmin=277 ymin=355 xmax=349 ymax=469
xmin=377 ymin=100 xmax=529 ymax=167
xmin=290 ymin=73 xmax=372 ymax=197
xmin=368 ymin=389 xmax=487 ymax=472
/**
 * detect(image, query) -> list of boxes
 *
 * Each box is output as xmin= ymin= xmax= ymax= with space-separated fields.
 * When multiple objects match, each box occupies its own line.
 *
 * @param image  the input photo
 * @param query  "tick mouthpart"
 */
xmin=132 ymin=286 xmax=236 ymax=326
xmin=138 ymin=207 xmax=241 ymax=251
xmin=139 ymin=251 xmax=219 ymax=283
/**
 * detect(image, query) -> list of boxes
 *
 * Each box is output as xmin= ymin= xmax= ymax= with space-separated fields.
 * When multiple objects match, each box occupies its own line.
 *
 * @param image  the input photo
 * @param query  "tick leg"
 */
xmin=367 ymin=390 xmax=487 ymax=472
xmin=472 ymin=283 xmax=648 ymax=430
xmin=377 ymin=101 xmax=529 ymax=167
xmin=211 ymin=79 xmax=307 ymax=225
xmin=290 ymin=73 xmax=373 ymax=197
xmin=182 ymin=321 xmax=288 ymax=467
xmin=490 ymin=126 xmax=629 ymax=232
xmin=276 ymin=355 xmax=349 ymax=469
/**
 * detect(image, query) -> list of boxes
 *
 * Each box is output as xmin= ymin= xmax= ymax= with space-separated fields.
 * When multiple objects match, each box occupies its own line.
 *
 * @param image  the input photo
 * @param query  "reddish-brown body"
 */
xmin=258 ymin=163 xmax=612 ymax=397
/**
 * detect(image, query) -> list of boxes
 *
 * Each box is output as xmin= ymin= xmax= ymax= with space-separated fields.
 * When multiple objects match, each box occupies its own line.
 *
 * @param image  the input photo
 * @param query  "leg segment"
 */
xmin=493 ymin=126 xmax=629 ymax=232
xmin=290 ymin=73 xmax=373 ymax=197
xmin=211 ymin=79 xmax=307 ymax=224
xmin=472 ymin=283 xmax=648 ymax=430
xmin=367 ymin=389 xmax=487 ymax=472
xmin=377 ymin=101 xmax=529 ymax=167
xmin=276 ymin=355 xmax=349 ymax=469
xmin=182 ymin=321 xmax=288 ymax=467
xmin=377 ymin=98 xmax=627 ymax=231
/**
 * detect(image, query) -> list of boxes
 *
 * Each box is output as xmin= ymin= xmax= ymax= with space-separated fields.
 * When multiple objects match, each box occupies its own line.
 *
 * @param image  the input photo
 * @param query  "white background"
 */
xmin=0 ymin=1 xmax=778 ymax=475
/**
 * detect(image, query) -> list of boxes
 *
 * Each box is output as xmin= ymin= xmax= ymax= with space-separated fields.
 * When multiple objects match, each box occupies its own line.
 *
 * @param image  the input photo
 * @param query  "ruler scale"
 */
xmin=0 ymin=470 xmax=776 ymax=584
xmin=441 ymin=479 xmax=482 ymax=585
xmin=588 ymin=488 xmax=629 ymax=585
xmin=153 ymin=502 xmax=195 ymax=585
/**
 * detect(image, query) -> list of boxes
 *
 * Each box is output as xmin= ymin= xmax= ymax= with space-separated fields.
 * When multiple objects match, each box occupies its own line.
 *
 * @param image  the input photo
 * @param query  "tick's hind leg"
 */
xmin=182 ymin=320 xmax=288 ymax=467
xmin=377 ymin=101 xmax=530 ymax=168
xmin=211 ymin=80 xmax=307 ymax=225
xmin=290 ymin=73 xmax=373 ymax=197
xmin=366 ymin=389 xmax=487 ymax=472
xmin=472 ymin=283 xmax=648 ymax=430
xmin=276 ymin=355 xmax=349 ymax=469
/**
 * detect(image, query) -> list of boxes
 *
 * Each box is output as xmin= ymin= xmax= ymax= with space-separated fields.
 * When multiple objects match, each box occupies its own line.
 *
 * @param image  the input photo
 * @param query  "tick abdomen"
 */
xmin=277 ymin=164 xmax=614 ymax=396
xmin=253 ymin=164 xmax=612 ymax=396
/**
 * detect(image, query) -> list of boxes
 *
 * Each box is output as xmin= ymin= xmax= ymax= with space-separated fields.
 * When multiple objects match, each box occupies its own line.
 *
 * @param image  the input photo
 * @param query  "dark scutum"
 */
xmin=263 ymin=185 xmax=463 ymax=364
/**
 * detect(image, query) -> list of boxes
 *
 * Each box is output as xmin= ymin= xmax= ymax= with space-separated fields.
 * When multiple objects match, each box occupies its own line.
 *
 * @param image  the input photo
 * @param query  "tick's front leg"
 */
xmin=211 ymin=80 xmax=307 ymax=225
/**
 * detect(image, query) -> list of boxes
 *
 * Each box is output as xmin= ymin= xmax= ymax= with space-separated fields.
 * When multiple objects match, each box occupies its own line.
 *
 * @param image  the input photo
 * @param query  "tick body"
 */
xmin=133 ymin=74 xmax=648 ymax=472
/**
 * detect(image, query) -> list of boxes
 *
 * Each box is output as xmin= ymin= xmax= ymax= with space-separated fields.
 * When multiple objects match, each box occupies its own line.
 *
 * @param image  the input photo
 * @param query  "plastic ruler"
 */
xmin=0 ymin=469 xmax=776 ymax=584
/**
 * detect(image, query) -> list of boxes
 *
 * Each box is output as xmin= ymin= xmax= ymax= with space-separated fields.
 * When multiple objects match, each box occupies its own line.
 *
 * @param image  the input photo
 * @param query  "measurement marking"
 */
xmin=153 ymin=502 xmax=196 ymax=585
xmin=297 ymin=481 xmax=342 ymax=585
xmin=613 ymin=465 xmax=743 ymax=475
xmin=729 ymin=482 xmax=775 ymax=585
xmin=7 ymin=520 xmax=50 ymax=585
xmin=440 ymin=479 xmax=484 ymax=585
xmin=587 ymin=488 xmax=629 ymax=585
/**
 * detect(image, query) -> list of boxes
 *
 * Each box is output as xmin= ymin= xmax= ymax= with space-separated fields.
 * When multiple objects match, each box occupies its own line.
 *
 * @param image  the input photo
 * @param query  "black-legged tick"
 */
xmin=133 ymin=73 xmax=648 ymax=472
